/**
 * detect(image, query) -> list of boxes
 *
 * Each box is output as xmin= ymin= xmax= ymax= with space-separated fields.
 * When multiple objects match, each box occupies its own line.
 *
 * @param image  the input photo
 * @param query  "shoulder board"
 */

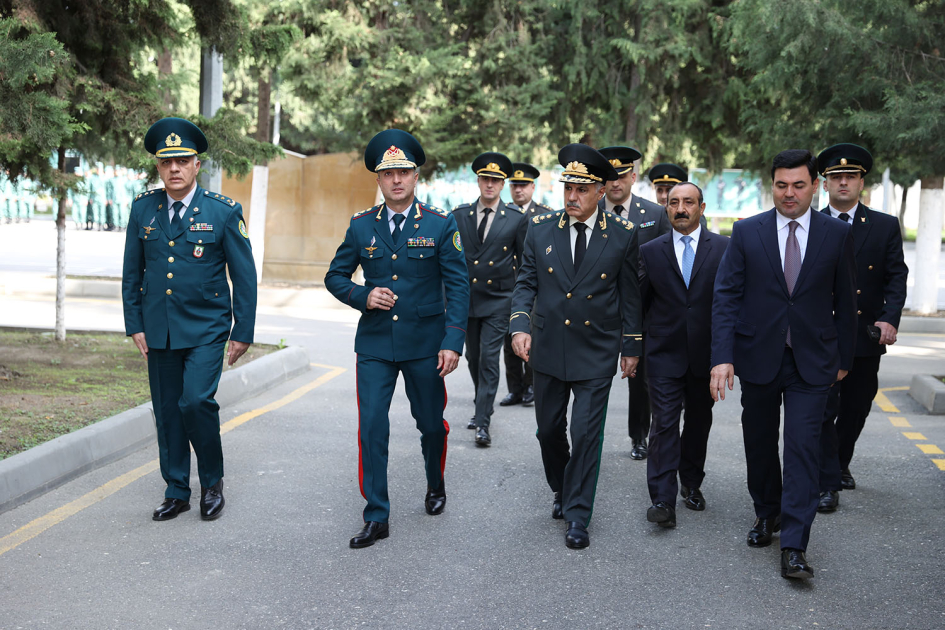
xmin=420 ymin=203 xmax=449 ymax=217
xmin=352 ymin=204 xmax=382 ymax=220
xmin=134 ymin=188 xmax=164 ymax=202
xmin=452 ymin=202 xmax=474 ymax=213
xmin=531 ymin=210 xmax=561 ymax=225
xmin=537 ymin=203 xmax=555 ymax=212
xmin=203 ymin=190 xmax=238 ymax=208
xmin=604 ymin=210 xmax=635 ymax=230
xmin=514 ymin=205 xmax=527 ymax=215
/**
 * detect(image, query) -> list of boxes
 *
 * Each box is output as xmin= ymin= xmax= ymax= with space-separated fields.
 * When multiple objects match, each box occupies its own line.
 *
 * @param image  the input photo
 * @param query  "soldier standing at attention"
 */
xmin=511 ymin=143 xmax=643 ymax=549
xmin=325 ymin=129 xmax=469 ymax=549
xmin=87 ymin=163 xmax=106 ymax=230
xmin=121 ymin=117 xmax=257 ymax=523
xmin=452 ymin=152 xmax=527 ymax=446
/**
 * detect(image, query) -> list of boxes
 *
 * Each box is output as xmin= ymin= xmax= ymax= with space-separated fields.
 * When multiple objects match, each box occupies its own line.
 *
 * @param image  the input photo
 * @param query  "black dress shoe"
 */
xmin=475 ymin=426 xmax=491 ymax=447
xmin=349 ymin=521 xmax=389 ymax=549
xmin=781 ymin=548 xmax=814 ymax=579
xmin=747 ymin=516 xmax=781 ymax=547
xmin=425 ymin=485 xmax=446 ymax=515
xmin=521 ymin=386 xmax=535 ymax=406
xmin=467 ymin=416 xmax=477 ymax=429
xmin=680 ymin=486 xmax=706 ymax=511
xmin=646 ymin=502 xmax=677 ymax=528
xmin=152 ymin=498 xmax=190 ymax=521
xmin=552 ymin=492 xmax=563 ymax=520
xmin=630 ymin=439 xmax=648 ymax=460
xmin=817 ymin=490 xmax=839 ymax=513
xmin=565 ymin=521 xmax=589 ymax=549
xmin=841 ymin=468 xmax=856 ymax=490
xmin=499 ymin=392 xmax=522 ymax=406
xmin=200 ymin=480 xmax=225 ymax=521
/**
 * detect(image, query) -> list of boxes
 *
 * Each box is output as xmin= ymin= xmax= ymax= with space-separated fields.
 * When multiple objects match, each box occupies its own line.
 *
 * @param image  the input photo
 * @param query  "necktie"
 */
xmin=784 ymin=220 xmax=801 ymax=347
xmin=838 ymin=212 xmax=851 ymax=224
xmin=170 ymin=200 xmax=183 ymax=232
xmin=477 ymin=208 xmax=492 ymax=244
xmin=613 ymin=204 xmax=624 ymax=216
xmin=681 ymin=235 xmax=694 ymax=288
xmin=573 ymin=223 xmax=587 ymax=270
xmin=392 ymin=213 xmax=405 ymax=243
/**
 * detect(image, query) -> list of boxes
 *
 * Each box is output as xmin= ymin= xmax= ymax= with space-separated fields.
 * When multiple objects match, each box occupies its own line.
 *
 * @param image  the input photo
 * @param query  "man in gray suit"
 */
xmin=598 ymin=146 xmax=672 ymax=461
xmin=511 ymin=143 xmax=643 ymax=549
xmin=453 ymin=152 xmax=528 ymax=446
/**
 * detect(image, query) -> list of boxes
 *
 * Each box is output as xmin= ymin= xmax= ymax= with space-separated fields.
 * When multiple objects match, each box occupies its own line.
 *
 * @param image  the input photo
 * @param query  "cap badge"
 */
xmin=165 ymin=133 xmax=182 ymax=147
xmin=486 ymin=162 xmax=500 ymax=172
xmin=608 ymin=159 xmax=622 ymax=167
xmin=514 ymin=170 xmax=524 ymax=178
xmin=566 ymin=161 xmax=589 ymax=174
xmin=380 ymin=145 xmax=408 ymax=166
xmin=840 ymin=158 xmax=848 ymax=166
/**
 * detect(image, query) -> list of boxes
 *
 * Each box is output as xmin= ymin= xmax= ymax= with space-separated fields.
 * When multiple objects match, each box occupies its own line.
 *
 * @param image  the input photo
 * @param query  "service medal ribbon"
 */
xmin=407 ymin=237 xmax=435 ymax=247
xmin=640 ymin=220 xmax=656 ymax=228
xmin=189 ymin=223 xmax=214 ymax=231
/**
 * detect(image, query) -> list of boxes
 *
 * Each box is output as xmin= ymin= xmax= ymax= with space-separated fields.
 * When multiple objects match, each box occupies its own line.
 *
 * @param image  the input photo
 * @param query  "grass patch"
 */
xmin=0 ymin=331 xmax=278 ymax=460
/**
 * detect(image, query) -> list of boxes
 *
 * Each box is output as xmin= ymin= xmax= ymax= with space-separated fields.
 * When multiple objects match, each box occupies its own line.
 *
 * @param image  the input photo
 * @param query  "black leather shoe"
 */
xmin=747 ymin=516 xmax=781 ymax=547
xmin=781 ymin=548 xmax=814 ymax=579
xmin=152 ymin=498 xmax=190 ymax=521
xmin=349 ymin=521 xmax=389 ymax=549
xmin=425 ymin=485 xmax=446 ymax=515
xmin=552 ymin=492 xmax=563 ymax=520
xmin=467 ymin=416 xmax=476 ymax=429
xmin=681 ymin=486 xmax=706 ymax=511
xmin=817 ymin=490 xmax=839 ymax=513
xmin=630 ymin=438 xmax=648 ymax=460
xmin=499 ymin=392 xmax=522 ymax=406
xmin=521 ymin=386 xmax=535 ymax=405
xmin=565 ymin=521 xmax=589 ymax=549
xmin=646 ymin=502 xmax=677 ymax=528
xmin=200 ymin=480 xmax=225 ymax=521
xmin=475 ymin=426 xmax=491 ymax=447
xmin=841 ymin=468 xmax=856 ymax=490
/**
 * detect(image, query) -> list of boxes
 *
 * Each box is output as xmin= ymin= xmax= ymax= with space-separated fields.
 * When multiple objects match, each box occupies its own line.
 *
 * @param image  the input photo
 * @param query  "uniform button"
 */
xmin=487 ymin=279 xmax=492 ymax=285
xmin=168 ymin=257 xmax=174 ymax=263
xmin=143 ymin=235 xmax=148 ymax=240
xmin=393 ymin=295 xmax=399 ymax=301
xmin=857 ymin=310 xmax=862 ymax=315
xmin=503 ymin=246 xmax=508 ymax=251
xmin=139 ymin=287 xmax=143 ymax=292
xmin=167 ymin=273 xmax=173 ymax=279
xmin=600 ymin=273 xmax=607 ymax=279
xmin=488 ymin=261 xmax=494 ymax=266
xmin=393 ymin=315 xmax=399 ymax=321
xmin=198 ymin=239 xmax=203 ymax=244
xmin=419 ymin=254 xmax=423 ymax=258
xmin=166 ymin=289 xmax=172 ymax=295
xmin=868 ymin=265 xmax=873 ymax=270
xmin=584 ymin=321 xmax=590 ymax=326
xmin=215 ymin=293 xmax=219 ymax=297
xmin=857 ymin=289 xmax=861 ymax=294
xmin=391 ymin=254 xmax=398 ymax=261
xmin=168 ymin=240 xmax=175 ymax=247
xmin=566 ymin=293 xmax=572 ymax=299
xmin=586 ymin=295 xmax=593 ymax=299
xmin=565 ymin=319 xmax=571 ymax=326
xmin=548 ymin=267 xmax=553 ymax=273
xmin=472 ymin=278 xmax=478 ymax=284
xmin=474 ymin=260 xmax=479 ymax=265
xmin=392 ymin=275 xmax=398 ymax=281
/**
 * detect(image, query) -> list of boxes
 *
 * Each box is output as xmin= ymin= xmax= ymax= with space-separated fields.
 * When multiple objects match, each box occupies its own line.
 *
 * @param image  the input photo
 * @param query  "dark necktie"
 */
xmin=784 ymin=220 xmax=801 ymax=346
xmin=477 ymin=207 xmax=492 ymax=244
xmin=392 ymin=213 xmax=405 ymax=243
xmin=170 ymin=200 xmax=183 ymax=231
xmin=573 ymin=223 xmax=587 ymax=270
xmin=613 ymin=204 xmax=624 ymax=216
xmin=838 ymin=212 xmax=851 ymax=224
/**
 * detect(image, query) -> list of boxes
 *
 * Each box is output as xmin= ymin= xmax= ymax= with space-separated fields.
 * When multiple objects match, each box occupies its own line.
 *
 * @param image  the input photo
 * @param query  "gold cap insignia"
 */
xmin=165 ymin=133 xmax=182 ymax=147
xmin=566 ymin=161 xmax=589 ymax=175
xmin=514 ymin=170 xmax=524 ymax=179
xmin=486 ymin=162 xmax=500 ymax=172
xmin=840 ymin=158 xmax=848 ymax=166
xmin=609 ymin=159 xmax=622 ymax=167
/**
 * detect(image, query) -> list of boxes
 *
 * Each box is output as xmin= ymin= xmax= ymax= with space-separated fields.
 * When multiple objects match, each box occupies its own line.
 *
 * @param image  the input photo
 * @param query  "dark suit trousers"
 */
xmin=148 ymin=341 xmax=227 ymax=501
xmin=465 ymin=314 xmax=507 ymax=427
xmin=819 ymin=355 xmax=881 ymax=490
xmin=626 ymin=352 xmax=651 ymax=441
xmin=740 ymin=348 xmax=830 ymax=551
xmin=646 ymin=372 xmax=714 ymax=505
xmin=503 ymin=333 xmax=533 ymax=394
xmin=533 ymin=369 xmax=612 ymax=527
xmin=356 ymin=354 xmax=449 ymax=523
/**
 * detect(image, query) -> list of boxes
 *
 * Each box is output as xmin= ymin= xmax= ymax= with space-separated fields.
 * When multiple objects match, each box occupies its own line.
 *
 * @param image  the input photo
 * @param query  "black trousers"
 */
xmin=819 ymin=354 xmax=882 ymax=491
xmin=740 ymin=348 xmax=830 ymax=551
xmin=465 ymin=313 xmax=506 ymax=427
xmin=627 ymin=351 xmax=650 ymax=441
xmin=503 ymin=333 xmax=533 ymax=395
xmin=646 ymin=372 xmax=714 ymax=506
xmin=533 ymin=369 xmax=612 ymax=527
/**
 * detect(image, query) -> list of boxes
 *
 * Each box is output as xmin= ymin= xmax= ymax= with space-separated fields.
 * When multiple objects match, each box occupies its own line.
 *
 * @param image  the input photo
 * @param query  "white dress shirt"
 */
xmin=603 ymin=196 xmax=632 ymax=215
xmin=166 ymin=184 xmax=198 ymax=222
xmin=672 ymin=225 xmax=701 ymax=274
xmin=775 ymin=207 xmax=811 ymax=270
xmin=476 ymin=199 xmax=500 ymax=240
xmin=828 ymin=205 xmax=857 ymax=224
xmin=568 ymin=210 xmax=597 ymax=262
xmin=386 ymin=205 xmax=410 ymax=235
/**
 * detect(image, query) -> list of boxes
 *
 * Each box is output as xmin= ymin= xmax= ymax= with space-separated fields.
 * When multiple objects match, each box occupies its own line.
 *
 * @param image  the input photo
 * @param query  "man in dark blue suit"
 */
xmin=710 ymin=149 xmax=857 ymax=579
xmin=815 ymin=144 xmax=908 ymax=512
xmin=640 ymin=183 xmax=728 ymax=528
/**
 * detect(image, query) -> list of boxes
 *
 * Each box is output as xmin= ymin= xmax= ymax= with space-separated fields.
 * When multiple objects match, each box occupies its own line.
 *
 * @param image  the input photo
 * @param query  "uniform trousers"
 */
xmin=819 ymin=354 xmax=881 ymax=491
xmin=740 ymin=347 xmax=830 ymax=551
xmin=646 ymin=372 xmax=714 ymax=506
xmin=465 ymin=313 xmax=507 ymax=428
xmin=148 ymin=341 xmax=226 ymax=501
xmin=533 ymin=369 xmax=612 ymax=526
xmin=502 ymin=333 xmax=533 ymax=395
xmin=627 ymin=348 xmax=651 ymax=441
xmin=356 ymin=354 xmax=449 ymax=523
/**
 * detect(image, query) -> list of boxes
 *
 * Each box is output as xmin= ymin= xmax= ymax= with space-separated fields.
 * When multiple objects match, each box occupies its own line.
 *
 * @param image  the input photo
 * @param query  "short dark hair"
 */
xmin=669 ymin=182 xmax=704 ymax=205
xmin=771 ymin=149 xmax=817 ymax=182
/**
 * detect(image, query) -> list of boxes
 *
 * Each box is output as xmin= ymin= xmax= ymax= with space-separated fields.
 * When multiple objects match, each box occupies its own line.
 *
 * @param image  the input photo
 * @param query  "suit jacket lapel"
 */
xmin=154 ymin=193 xmax=172 ymax=238
xmin=794 ymin=210 xmax=828 ymax=292
xmin=689 ymin=231 xmax=713 ymax=284
xmin=759 ymin=209 xmax=790 ymax=297
xmin=852 ymin=203 xmax=872 ymax=256
xmin=572 ymin=214 xmax=610 ymax=286
xmin=373 ymin=206 xmax=395 ymax=252
xmin=394 ymin=200 xmax=423 ymax=252
xmin=661 ymin=234 xmax=685 ymax=284
xmin=482 ymin=207 xmax=509 ymax=250
xmin=552 ymin=216 xmax=575 ymax=282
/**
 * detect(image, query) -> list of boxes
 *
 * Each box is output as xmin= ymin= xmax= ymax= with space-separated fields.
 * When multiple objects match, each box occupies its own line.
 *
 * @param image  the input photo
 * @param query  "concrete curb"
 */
xmin=899 ymin=316 xmax=945 ymax=334
xmin=0 ymin=345 xmax=310 ymax=515
xmin=909 ymin=374 xmax=945 ymax=414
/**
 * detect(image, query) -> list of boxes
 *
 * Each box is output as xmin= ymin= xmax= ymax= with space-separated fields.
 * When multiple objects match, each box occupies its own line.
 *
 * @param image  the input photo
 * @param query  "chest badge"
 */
xmin=143 ymin=226 xmax=156 ymax=235
xmin=364 ymin=236 xmax=378 ymax=258
xmin=193 ymin=245 xmax=205 ymax=258
xmin=546 ymin=246 xmax=552 ymax=255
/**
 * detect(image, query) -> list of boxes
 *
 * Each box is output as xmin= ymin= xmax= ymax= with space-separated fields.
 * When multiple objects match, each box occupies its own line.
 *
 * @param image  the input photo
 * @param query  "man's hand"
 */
xmin=620 ymin=356 xmax=640 ymax=379
xmin=875 ymin=321 xmax=897 ymax=345
xmin=511 ymin=333 xmax=531 ymax=362
xmin=131 ymin=332 xmax=148 ymax=359
xmin=227 ymin=340 xmax=251 ymax=366
xmin=710 ymin=363 xmax=735 ymax=402
xmin=437 ymin=349 xmax=459 ymax=377
xmin=836 ymin=369 xmax=848 ymax=382
xmin=366 ymin=287 xmax=396 ymax=310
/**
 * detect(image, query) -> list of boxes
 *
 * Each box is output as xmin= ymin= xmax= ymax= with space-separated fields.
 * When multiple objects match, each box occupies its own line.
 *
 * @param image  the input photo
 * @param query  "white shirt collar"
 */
xmin=775 ymin=206 xmax=812 ymax=232
xmin=828 ymin=204 xmax=857 ymax=220
xmin=166 ymin=184 xmax=197 ymax=211
xmin=673 ymin=224 xmax=701 ymax=244
xmin=386 ymin=204 xmax=412 ymax=221
xmin=568 ymin=209 xmax=599 ymax=231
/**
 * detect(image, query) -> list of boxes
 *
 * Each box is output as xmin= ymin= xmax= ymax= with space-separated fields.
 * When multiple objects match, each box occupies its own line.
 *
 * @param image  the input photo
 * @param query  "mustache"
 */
xmin=674 ymin=212 xmax=690 ymax=220
xmin=567 ymin=201 xmax=581 ymax=208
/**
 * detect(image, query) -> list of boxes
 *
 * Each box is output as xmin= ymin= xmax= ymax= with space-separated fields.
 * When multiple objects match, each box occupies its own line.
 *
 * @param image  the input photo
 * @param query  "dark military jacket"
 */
xmin=600 ymin=193 xmax=670 ymax=246
xmin=453 ymin=199 xmax=528 ymax=318
xmin=820 ymin=203 xmax=908 ymax=357
xmin=510 ymin=199 xmax=555 ymax=222
xmin=510 ymin=209 xmax=643 ymax=382
xmin=325 ymin=198 xmax=470 ymax=362
xmin=121 ymin=186 xmax=257 ymax=349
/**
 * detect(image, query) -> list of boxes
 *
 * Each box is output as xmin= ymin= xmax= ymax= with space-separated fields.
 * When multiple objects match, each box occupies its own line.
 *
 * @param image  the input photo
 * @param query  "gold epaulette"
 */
xmin=421 ymin=203 xmax=449 ymax=217
xmin=203 ymin=190 xmax=238 ymax=207
xmin=608 ymin=213 xmax=635 ymax=230
xmin=352 ymin=204 xmax=382 ymax=219
xmin=532 ymin=210 xmax=561 ymax=225
xmin=134 ymin=188 xmax=164 ymax=202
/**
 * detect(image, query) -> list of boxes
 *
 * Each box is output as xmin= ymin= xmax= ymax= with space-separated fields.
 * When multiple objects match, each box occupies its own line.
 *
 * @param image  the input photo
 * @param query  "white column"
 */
xmin=199 ymin=47 xmax=223 ymax=193
xmin=913 ymin=178 xmax=944 ymax=314
xmin=248 ymin=165 xmax=269 ymax=283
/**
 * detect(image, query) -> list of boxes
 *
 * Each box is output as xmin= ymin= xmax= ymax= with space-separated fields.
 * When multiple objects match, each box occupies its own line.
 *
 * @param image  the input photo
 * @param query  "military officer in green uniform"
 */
xmin=69 ymin=166 xmax=89 ymax=230
xmin=121 ymin=117 xmax=257 ymax=522
xmin=103 ymin=165 xmax=116 ymax=230
xmin=0 ymin=170 xmax=12 ymax=224
xmin=85 ymin=163 xmax=103 ymax=229
xmin=511 ymin=144 xmax=643 ymax=549
xmin=325 ymin=129 xmax=469 ymax=549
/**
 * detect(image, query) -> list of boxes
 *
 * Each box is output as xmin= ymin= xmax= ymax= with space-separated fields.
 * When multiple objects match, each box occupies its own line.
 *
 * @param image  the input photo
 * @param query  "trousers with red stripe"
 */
xmin=356 ymin=354 xmax=449 ymax=523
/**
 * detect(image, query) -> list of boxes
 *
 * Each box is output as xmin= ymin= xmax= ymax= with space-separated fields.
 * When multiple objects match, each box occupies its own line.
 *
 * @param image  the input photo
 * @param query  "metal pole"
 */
xmin=199 ymin=46 xmax=223 ymax=192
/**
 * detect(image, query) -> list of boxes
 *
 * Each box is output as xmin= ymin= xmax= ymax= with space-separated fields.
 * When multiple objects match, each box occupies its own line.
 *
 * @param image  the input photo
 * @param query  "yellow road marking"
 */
xmin=917 ymin=444 xmax=944 ymax=455
xmin=933 ymin=459 xmax=945 ymax=471
xmin=0 ymin=363 xmax=346 ymax=557
xmin=889 ymin=417 xmax=911 ymax=428
xmin=903 ymin=432 xmax=927 ymax=441
xmin=875 ymin=386 xmax=908 ymax=413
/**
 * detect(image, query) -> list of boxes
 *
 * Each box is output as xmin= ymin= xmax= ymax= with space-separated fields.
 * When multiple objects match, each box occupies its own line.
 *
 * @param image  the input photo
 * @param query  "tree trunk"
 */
xmin=913 ymin=177 xmax=944 ymax=315
xmin=256 ymin=69 xmax=272 ymax=148
xmin=157 ymin=48 xmax=173 ymax=109
xmin=624 ymin=13 xmax=643 ymax=146
xmin=55 ymin=147 xmax=67 ymax=342
xmin=898 ymin=185 xmax=908 ymax=240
